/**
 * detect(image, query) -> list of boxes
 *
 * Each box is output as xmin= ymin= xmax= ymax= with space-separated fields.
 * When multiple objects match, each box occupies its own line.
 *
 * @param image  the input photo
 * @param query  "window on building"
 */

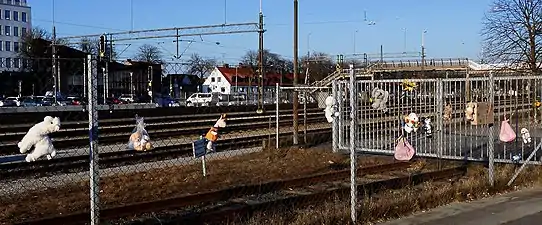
xmin=21 ymin=12 xmax=26 ymax=22
xmin=5 ymin=25 xmax=10 ymax=36
xmin=0 ymin=41 xmax=3 ymax=51
xmin=13 ymin=58 xmax=19 ymax=68
xmin=13 ymin=11 xmax=18 ymax=21
xmin=6 ymin=58 xmax=11 ymax=68
xmin=6 ymin=0 xmax=12 ymax=5
xmin=221 ymin=87 xmax=226 ymax=93
xmin=13 ymin=42 xmax=18 ymax=52
xmin=14 ymin=0 xmax=20 ymax=6
xmin=13 ymin=26 xmax=18 ymax=37
xmin=4 ymin=10 xmax=10 ymax=20
xmin=217 ymin=77 xmax=221 ymax=82
xmin=21 ymin=27 xmax=26 ymax=36
xmin=5 ymin=41 xmax=10 ymax=51
xmin=211 ymin=77 xmax=215 ymax=82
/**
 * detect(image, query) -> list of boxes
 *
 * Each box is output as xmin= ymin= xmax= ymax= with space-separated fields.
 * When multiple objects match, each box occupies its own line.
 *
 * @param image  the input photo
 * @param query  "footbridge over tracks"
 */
xmin=309 ymin=58 xmax=511 ymax=93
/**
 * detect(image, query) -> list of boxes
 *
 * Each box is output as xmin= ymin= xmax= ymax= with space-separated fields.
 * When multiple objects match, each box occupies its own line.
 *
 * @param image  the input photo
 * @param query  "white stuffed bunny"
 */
xmin=324 ymin=96 xmax=340 ymax=123
xmin=18 ymin=116 xmax=61 ymax=162
xmin=521 ymin=128 xmax=532 ymax=144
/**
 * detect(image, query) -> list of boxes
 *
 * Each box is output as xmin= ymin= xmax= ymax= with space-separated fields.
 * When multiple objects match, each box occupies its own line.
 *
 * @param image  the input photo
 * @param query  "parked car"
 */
xmin=106 ymin=97 xmax=123 ymax=105
xmin=3 ymin=96 xmax=21 ymax=107
xmin=0 ymin=96 xmax=19 ymax=107
xmin=118 ymin=94 xmax=135 ymax=103
xmin=66 ymin=96 xmax=86 ymax=105
xmin=186 ymin=93 xmax=217 ymax=107
xmin=20 ymin=97 xmax=40 ymax=107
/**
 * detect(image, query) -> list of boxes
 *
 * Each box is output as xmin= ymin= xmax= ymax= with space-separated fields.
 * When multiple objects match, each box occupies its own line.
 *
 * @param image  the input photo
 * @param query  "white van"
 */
xmin=186 ymin=93 xmax=217 ymax=107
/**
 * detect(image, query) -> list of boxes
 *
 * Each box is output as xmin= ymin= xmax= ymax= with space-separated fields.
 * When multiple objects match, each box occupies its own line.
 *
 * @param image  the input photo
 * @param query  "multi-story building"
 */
xmin=0 ymin=0 xmax=31 ymax=71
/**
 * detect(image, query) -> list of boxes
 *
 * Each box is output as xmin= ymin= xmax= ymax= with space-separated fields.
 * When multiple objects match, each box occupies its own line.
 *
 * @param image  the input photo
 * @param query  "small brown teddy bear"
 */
xmin=128 ymin=115 xmax=153 ymax=151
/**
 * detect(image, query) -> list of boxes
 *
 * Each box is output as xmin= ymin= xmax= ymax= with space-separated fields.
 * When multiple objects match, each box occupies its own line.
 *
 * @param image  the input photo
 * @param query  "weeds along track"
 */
xmin=0 ymin=127 xmax=332 ymax=181
xmin=16 ymin=162 xmax=467 ymax=225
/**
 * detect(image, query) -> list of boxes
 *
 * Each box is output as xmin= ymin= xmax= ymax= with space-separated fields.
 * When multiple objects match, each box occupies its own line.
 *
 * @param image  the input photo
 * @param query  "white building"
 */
xmin=0 ymin=0 xmax=31 ymax=71
xmin=202 ymin=64 xmax=296 ymax=98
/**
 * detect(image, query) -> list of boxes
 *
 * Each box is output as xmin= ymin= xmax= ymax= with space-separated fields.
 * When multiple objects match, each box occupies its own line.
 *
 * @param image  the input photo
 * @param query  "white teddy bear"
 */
xmin=324 ymin=96 xmax=340 ymax=123
xmin=18 ymin=116 xmax=61 ymax=162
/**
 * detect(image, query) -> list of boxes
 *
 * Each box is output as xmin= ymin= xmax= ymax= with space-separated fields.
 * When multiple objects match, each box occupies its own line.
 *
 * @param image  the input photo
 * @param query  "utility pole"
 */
xmin=293 ymin=0 xmax=299 ymax=146
xmin=52 ymin=26 xmax=58 ymax=103
xmin=257 ymin=1 xmax=265 ymax=114
xmin=421 ymin=30 xmax=427 ymax=77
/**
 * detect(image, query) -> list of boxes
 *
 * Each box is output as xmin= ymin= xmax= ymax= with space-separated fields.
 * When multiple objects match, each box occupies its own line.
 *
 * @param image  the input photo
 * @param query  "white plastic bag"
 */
xmin=128 ymin=115 xmax=153 ymax=151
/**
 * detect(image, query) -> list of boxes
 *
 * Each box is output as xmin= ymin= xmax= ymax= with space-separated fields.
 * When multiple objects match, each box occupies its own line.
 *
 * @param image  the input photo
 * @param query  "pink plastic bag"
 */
xmin=499 ymin=119 xmax=516 ymax=142
xmin=394 ymin=137 xmax=415 ymax=161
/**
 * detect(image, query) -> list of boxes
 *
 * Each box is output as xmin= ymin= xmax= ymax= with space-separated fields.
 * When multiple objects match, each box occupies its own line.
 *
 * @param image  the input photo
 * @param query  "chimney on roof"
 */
xmin=223 ymin=63 xmax=230 ymax=68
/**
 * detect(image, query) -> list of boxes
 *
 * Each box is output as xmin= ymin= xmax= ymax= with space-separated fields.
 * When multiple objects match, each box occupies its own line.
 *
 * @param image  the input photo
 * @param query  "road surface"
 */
xmin=378 ymin=187 xmax=542 ymax=225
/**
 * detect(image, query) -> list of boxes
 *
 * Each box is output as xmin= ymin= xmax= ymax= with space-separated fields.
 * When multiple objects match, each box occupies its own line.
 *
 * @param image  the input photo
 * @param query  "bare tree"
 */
xmin=187 ymin=53 xmax=217 ymax=91
xmin=134 ymin=44 xmax=164 ymax=63
xmin=481 ymin=0 xmax=542 ymax=72
xmin=301 ymin=52 xmax=336 ymax=83
xmin=187 ymin=53 xmax=217 ymax=78
xmin=241 ymin=49 xmax=294 ymax=72
xmin=19 ymin=26 xmax=69 ymax=58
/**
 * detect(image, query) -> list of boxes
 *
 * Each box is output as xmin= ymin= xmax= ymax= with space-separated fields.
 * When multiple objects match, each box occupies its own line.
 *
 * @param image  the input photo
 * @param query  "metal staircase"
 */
xmin=309 ymin=68 xmax=373 ymax=94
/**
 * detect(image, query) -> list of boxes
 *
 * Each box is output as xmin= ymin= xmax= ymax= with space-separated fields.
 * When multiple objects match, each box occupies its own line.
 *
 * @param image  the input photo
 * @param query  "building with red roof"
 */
xmin=202 ymin=64 xmax=301 ymax=96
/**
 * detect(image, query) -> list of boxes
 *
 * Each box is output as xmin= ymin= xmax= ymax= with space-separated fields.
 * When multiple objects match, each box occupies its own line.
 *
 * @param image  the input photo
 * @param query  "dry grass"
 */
xmin=0 ymin=146 xmax=394 ymax=224
xmin=229 ymin=163 xmax=542 ymax=225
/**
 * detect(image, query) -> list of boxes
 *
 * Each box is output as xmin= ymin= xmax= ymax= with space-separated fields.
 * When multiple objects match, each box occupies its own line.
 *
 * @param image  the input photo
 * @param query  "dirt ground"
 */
xmin=0 ymin=146 xmax=396 ymax=224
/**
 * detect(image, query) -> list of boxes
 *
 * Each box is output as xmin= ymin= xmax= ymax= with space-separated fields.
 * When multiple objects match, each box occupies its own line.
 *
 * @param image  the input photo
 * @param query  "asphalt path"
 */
xmin=379 ymin=187 xmax=542 ymax=225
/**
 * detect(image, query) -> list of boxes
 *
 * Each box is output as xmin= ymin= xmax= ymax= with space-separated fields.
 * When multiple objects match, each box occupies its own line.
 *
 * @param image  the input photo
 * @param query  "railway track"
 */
xmin=16 ymin=162 xmax=467 ymax=225
xmin=0 ymin=127 xmax=332 ymax=181
xmin=0 ymin=113 xmax=327 ymax=155
xmin=0 ymin=98 xmax=531 ymax=155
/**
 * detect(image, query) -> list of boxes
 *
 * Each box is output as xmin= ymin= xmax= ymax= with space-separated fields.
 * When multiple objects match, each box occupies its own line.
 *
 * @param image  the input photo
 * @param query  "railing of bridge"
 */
xmin=370 ymin=58 xmax=470 ymax=69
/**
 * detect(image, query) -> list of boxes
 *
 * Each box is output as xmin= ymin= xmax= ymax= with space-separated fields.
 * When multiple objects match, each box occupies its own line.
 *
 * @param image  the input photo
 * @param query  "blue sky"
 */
xmin=30 ymin=0 xmax=493 ymax=63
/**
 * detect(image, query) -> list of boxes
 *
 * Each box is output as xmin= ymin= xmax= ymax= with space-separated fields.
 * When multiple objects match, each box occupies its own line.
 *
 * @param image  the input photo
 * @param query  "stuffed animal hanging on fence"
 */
xmin=400 ymin=79 xmax=417 ymax=99
xmin=403 ymin=113 xmax=420 ymax=134
xmin=443 ymin=103 xmax=453 ymax=124
xmin=370 ymin=87 xmax=389 ymax=113
xmin=521 ymin=128 xmax=532 ymax=144
xmin=420 ymin=117 xmax=433 ymax=138
xmin=128 ymin=115 xmax=153 ymax=151
xmin=205 ymin=114 xmax=227 ymax=152
xmin=465 ymin=102 xmax=476 ymax=122
xmin=324 ymin=96 xmax=340 ymax=123
xmin=18 ymin=116 xmax=61 ymax=162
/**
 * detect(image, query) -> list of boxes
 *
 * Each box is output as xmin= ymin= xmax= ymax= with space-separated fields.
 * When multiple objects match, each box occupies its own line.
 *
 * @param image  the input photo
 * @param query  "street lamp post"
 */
xmin=353 ymin=30 xmax=358 ymax=55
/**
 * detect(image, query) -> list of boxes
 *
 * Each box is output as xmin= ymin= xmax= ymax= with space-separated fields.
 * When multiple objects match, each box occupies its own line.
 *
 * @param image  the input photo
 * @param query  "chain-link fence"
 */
xmin=274 ymin=85 xmax=332 ymax=149
xmin=1 ymin=52 xmax=358 ymax=224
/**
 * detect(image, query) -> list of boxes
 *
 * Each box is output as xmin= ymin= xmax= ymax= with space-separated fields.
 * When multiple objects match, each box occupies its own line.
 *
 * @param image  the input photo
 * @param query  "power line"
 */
xmin=33 ymin=18 xmax=128 ymax=32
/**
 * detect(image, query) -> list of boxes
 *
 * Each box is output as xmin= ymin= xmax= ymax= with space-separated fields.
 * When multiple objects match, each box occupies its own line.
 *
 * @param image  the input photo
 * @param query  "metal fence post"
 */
xmin=276 ymin=83 xmax=280 ymax=149
xmin=349 ymin=64 xmax=357 ymax=224
xmin=488 ymin=71 xmax=495 ymax=186
xmin=87 ymin=54 xmax=100 ymax=224
xmin=332 ymin=80 xmax=339 ymax=152
xmin=338 ymin=82 xmax=344 ymax=148
xmin=303 ymin=90 xmax=307 ymax=145
xmin=436 ymin=78 xmax=444 ymax=168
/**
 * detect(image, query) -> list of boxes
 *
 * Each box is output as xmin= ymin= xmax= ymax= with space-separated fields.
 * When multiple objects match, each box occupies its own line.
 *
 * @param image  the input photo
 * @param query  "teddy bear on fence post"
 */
xmin=18 ymin=116 xmax=61 ymax=162
xmin=204 ymin=114 xmax=227 ymax=152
